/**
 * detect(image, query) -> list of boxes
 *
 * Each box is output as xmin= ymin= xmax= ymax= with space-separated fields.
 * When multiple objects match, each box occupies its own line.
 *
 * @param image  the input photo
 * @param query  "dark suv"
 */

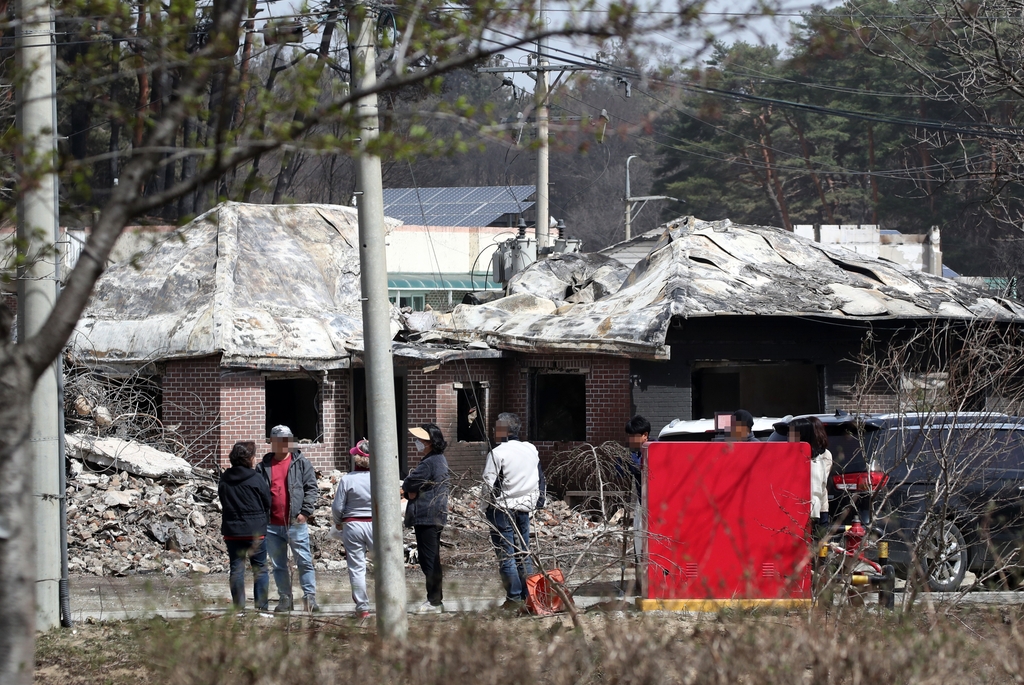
xmin=768 ymin=412 xmax=1024 ymax=591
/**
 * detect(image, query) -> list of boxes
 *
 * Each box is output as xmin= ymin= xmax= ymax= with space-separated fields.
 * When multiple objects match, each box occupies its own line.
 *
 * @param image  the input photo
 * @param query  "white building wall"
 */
xmin=385 ymin=224 xmax=527 ymax=273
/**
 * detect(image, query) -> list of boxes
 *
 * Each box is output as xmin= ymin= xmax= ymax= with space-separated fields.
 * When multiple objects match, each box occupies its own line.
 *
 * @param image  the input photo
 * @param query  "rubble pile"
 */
xmin=65 ymin=440 xmax=621 ymax=577
xmin=443 ymin=486 xmax=620 ymax=565
xmin=66 ymin=446 xmax=348 ymax=577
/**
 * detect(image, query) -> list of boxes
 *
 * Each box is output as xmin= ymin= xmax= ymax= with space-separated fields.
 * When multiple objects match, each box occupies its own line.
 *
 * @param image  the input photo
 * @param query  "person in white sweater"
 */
xmin=481 ymin=412 xmax=546 ymax=609
xmin=332 ymin=439 xmax=374 ymax=618
xmin=786 ymin=417 xmax=833 ymax=530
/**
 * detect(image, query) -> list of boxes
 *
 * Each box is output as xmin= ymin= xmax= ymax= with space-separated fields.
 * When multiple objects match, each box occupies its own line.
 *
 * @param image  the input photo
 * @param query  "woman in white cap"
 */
xmin=403 ymin=423 xmax=450 ymax=614
xmin=332 ymin=438 xmax=374 ymax=619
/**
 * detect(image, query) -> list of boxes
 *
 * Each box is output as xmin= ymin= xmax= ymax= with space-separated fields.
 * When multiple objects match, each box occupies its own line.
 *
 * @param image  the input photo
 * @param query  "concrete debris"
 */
xmin=65 ymin=456 xmax=349 ymax=577
xmin=445 ymin=486 xmax=618 ymax=549
xmin=65 ymin=457 xmax=617 ymax=577
xmin=66 ymin=434 xmax=194 ymax=480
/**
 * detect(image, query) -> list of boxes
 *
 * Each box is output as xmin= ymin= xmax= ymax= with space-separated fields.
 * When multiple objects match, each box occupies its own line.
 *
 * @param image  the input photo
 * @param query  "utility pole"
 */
xmin=479 ymin=33 xmax=640 ymax=253
xmin=16 ymin=0 xmax=61 ymax=631
xmin=535 ymin=0 xmax=550 ymax=251
xmin=624 ymin=155 xmax=677 ymax=241
xmin=348 ymin=1 xmax=408 ymax=640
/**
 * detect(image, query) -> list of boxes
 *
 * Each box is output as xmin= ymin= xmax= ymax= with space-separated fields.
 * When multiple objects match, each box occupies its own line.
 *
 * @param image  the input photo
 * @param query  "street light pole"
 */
xmin=625 ymin=154 xmax=638 ymax=241
xmin=624 ymin=155 xmax=679 ymax=241
xmin=348 ymin=0 xmax=408 ymax=640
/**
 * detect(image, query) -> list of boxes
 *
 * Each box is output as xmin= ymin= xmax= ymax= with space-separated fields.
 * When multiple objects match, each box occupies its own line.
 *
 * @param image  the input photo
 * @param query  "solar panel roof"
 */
xmin=382 ymin=185 xmax=535 ymax=227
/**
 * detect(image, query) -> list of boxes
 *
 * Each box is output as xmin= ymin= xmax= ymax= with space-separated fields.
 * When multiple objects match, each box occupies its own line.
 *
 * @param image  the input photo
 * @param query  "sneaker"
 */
xmin=274 ymin=597 xmax=293 ymax=613
xmin=303 ymin=596 xmax=321 ymax=613
xmin=356 ymin=610 xmax=371 ymax=620
xmin=415 ymin=600 xmax=444 ymax=614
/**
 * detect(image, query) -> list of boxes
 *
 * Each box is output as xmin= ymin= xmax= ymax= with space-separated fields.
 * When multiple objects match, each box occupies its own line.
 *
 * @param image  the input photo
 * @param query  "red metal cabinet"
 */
xmin=642 ymin=441 xmax=812 ymax=607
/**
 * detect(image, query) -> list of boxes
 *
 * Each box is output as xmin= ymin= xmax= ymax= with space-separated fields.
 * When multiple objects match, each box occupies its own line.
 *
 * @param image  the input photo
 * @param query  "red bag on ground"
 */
xmin=525 ymin=569 xmax=570 ymax=616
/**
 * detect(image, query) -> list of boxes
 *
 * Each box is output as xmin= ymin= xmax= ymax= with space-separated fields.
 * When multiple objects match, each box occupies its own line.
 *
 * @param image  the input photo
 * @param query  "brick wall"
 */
xmin=630 ymin=357 xmax=692 ymax=435
xmin=218 ymin=370 xmax=265 ymax=468
xmin=404 ymin=358 xmax=504 ymax=479
xmin=824 ymin=361 xmax=898 ymax=414
xmin=295 ymin=369 xmax=350 ymax=472
xmin=163 ymin=356 xmax=222 ymax=468
xmin=164 ymin=357 xmax=351 ymax=472
xmin=1 ymin=291 xmax=16 ymax=318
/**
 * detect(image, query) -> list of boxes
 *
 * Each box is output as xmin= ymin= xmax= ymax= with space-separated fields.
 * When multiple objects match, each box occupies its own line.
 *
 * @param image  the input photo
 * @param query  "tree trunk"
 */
xmin=0 ymin=350 xmax=36 ymax=685
xmin=788 ymin=113 xmax=833 ymax=223
xmin=1 ymin=0 xmax=249 ymax=676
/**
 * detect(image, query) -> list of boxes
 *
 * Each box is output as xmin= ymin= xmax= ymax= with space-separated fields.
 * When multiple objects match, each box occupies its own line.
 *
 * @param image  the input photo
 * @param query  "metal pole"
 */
xmin=625 ymin=155 xmax=638 ymax=241
xmin=16 ymin=0 xmax=61 ymax=632
xmin=535 ymin=0 xmax=550 ymax=251
xmin=349 ymin=1 xmax=408 ymax=640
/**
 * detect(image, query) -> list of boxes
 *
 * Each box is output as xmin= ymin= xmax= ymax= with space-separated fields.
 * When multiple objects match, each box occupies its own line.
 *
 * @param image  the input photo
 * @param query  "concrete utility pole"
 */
xmin=16 ymin=0 xmax=61 ymax=631
xmin=534 ymin=0 xmax=550 ymax=251
xmin=624 ymin=155 xmax=676 ymax=241
xmin=348 ymin=1 xmax=408 ymax=640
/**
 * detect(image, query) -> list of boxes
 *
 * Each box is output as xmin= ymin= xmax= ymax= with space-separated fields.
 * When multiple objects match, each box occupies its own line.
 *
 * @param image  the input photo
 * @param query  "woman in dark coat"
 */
xmin=218 ymin=441 xmax=271 ymax=611
xmin=403 ymin=423 xmax=450 ymax=614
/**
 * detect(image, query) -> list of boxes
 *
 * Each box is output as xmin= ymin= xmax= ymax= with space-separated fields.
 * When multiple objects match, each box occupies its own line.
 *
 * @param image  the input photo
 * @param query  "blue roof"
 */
xmin=382 ymin=186 xmax=534 ymax=227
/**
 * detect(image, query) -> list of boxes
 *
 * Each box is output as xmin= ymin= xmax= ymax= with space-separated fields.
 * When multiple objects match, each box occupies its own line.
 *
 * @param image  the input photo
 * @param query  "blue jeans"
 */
xmin=225 ymin=537 xmax=269 ymax=610
xmin=486 ymin=507 xmax=533 ymax=601
xmin=266 ymin=523 xmax=317 ymax=600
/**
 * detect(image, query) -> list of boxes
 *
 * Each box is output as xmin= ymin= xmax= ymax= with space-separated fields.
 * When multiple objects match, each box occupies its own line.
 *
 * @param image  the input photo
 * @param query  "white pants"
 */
xmin=342 ymin=520 xmax=374 ymax=612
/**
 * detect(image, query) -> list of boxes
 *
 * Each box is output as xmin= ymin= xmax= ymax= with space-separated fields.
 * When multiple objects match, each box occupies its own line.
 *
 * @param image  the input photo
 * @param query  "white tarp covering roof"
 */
xmin=441 ymin=217 xmax=1024 ymax=358
xmin=74 ymin=203 xmax=401 ymax=370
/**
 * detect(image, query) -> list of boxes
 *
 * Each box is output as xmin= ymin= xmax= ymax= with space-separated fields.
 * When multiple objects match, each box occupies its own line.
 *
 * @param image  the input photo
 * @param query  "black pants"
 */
xmin=414 ymin=525 xmax=444 ymax=605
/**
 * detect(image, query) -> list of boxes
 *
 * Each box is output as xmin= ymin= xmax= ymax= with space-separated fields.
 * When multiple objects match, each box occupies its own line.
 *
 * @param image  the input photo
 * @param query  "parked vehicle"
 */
xmin=658 ymin=416 xmax=781 ymax=441
xmin=769 ymin=412 xmax=1024 ymax=591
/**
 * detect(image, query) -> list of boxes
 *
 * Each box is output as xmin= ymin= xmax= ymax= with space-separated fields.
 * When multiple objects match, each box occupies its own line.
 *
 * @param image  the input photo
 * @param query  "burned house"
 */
xmin=71 ymin=207 xmax=1024 ymax=478
xmin=440 ymin=216 xmax=1024 ymax=436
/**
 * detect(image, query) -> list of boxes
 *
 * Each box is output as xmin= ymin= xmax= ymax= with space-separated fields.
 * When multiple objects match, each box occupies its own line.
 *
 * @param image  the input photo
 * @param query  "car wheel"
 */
xmin=922 ymin=520 xmax=968 ymax=592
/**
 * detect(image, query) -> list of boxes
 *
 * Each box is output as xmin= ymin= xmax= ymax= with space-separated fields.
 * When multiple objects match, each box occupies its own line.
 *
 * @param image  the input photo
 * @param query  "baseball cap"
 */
xmin=270 ymin=425 xmax=294 ymax=438
xmin=732 ymin=410 xmax=754 ymax=429
xmin=408 ymin=426 xmax=430 ymax=440
xmin=349 ymin=439 xmax=371 ymax=457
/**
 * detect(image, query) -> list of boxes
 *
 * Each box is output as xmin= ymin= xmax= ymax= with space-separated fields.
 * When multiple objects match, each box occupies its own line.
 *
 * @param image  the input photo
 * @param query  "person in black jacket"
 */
xmin=403 ymin=423 xmax=450 ymax=614
xmin=218 ymin=441 xmax=271 ymax=611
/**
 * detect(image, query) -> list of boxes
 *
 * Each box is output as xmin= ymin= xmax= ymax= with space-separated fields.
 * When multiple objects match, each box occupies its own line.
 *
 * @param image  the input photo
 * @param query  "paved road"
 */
xmin=67 ymin=569 xmax=1024 ymax=622
xmin=67 ymin=569 xmax=622 ymax=621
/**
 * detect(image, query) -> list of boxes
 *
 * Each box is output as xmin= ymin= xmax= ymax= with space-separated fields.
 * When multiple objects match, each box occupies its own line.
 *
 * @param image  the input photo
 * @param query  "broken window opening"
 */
xmin=530 ymin=372 xmax=586 ymax=441
xmin=265 ymin=377 xmax=322 ymax=443
xmin=456 ymin=381 xmax=488 ymax=442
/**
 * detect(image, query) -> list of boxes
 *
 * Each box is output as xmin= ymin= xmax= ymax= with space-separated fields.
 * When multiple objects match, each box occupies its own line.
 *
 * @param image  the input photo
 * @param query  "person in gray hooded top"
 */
xmin=332 ymin=438 xmax=375 ymax=619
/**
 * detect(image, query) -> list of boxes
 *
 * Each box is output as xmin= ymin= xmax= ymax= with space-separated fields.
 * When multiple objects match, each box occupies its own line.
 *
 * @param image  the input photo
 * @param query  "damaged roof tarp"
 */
xmin=442 ymin=217 xmax=1024 ymax=358
xmin=506 ymin=252 xmax=632 ymax=304
xmin=74 ymin=202 xmax=401 ymax=370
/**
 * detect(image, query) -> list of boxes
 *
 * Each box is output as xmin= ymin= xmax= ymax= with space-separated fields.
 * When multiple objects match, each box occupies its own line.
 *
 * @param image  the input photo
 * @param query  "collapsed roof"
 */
xmin=74 ymin=203 xmax=398 ymax=370
xmin=441 ymin=217 xmax=1024 ymax=358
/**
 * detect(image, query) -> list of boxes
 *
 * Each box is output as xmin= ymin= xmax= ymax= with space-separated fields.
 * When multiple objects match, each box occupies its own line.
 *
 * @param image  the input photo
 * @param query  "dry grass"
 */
xmin=33 ymin=606 xmax=1024 ymax=684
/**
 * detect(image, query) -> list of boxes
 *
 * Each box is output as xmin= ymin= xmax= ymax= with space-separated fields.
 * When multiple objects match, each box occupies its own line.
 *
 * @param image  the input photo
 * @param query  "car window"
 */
xmin=955 ymin=428 xmax=1024 ymax=473
xmin=825 ymin=425 xmax=876 ymax=473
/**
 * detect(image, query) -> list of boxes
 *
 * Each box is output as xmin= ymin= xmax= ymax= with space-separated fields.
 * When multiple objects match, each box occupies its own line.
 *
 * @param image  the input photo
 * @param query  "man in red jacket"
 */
xmin=256 ymin=425 xmax=320 ymax=613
